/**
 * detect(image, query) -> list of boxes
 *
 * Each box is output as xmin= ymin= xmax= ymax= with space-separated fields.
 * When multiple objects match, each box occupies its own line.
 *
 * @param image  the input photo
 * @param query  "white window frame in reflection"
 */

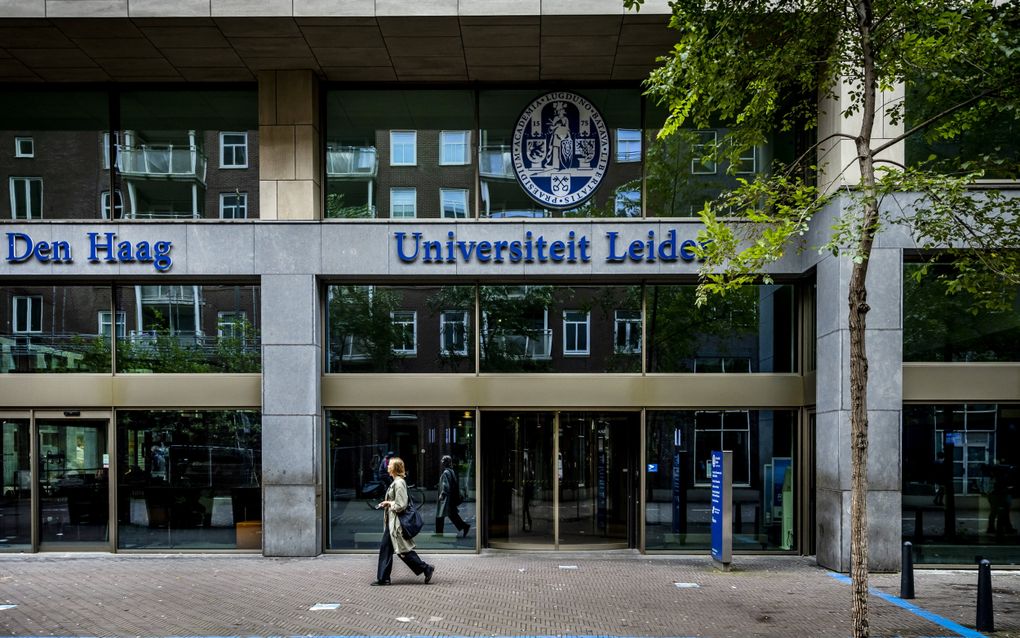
xmin=98 ymin=310 xmax=127 ymax=338
xmin=390 ymin=187 xmax=417 ymax=218
xmin=613 ymin=309 xmax=642 ymax=354
xmin=440 ymin=310 xmax=469 ymax=356
xmin=220 ymin=132 xmax=249 ymax=169
xmin=440 ymin=130 xmax=470 ymax=165
xmin=390 ymin=130 xmax=417 ymax=166
xmin=13 ymin=295 xmax=42 ymax=334
xmin=563 ymin=310 xmax=590 ymax=356
xmin=391 ymin=310 xmax=417 ymax=356
xmin=691 ymin=130 xmax=718 ymax=175
xmin=220 ymin=192 xmax=248 ymax=219
xmin=615 ymin=129 xmax=641 ymax=163
xmin=9 ymin=177 xmax=42 ymax=220
xmin=15 ymin=137 xmax=34 ymax=158
xmin=101 ymin=189 xmax=124 ymax=219
xmin=440 ymin=188 xmax=469 ymax=219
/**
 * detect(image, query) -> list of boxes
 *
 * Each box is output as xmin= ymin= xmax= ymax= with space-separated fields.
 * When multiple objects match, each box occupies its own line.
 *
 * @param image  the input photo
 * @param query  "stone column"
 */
xmin=258 ymin=70 xmax=321 ymax=220
xmin=260 ymin=269 xmax=322 ymax=556
xmin=815 ymin=226 xmax=903 ymax=572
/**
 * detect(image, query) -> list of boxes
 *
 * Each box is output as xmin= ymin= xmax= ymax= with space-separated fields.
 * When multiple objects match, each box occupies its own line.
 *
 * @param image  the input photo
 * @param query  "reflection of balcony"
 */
xmin=482 ymin=330 xmax=553 ymax=360
xmin=0 ymin=333 xmax=95 ymax=372
xmin=123 ymin=210 xmax=201 ymax=220
xmin=117 ymin=145 xmax=208 ymax=184
xmin=327 ymin=146 xmax=378 ymax=178
xmin=139 ymin=285 xmax=197 ymax=304
xmin=479 ymin=145 xmax=514 ymax=179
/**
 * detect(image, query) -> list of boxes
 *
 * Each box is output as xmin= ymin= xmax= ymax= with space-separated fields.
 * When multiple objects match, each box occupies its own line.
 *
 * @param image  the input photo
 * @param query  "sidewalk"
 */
xmin=0 ymin=552 xmax=1016 ymax=638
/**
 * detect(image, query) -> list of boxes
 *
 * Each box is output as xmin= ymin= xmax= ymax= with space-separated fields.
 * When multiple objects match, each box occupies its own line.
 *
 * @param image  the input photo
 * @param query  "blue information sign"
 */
xmin=710 ymin=450 xmax=732 ymax=566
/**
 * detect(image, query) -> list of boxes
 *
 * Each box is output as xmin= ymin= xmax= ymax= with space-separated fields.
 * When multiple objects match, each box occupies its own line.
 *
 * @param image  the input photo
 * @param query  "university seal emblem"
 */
xmin=512 ymin=91 xmax=610 ymax=209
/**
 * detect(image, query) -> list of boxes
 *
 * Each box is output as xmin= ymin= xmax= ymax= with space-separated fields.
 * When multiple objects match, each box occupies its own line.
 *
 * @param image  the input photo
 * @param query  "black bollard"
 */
xmin=900 ymin=541 xmax=915 ymax=599
xmin=976 ymin=559 xmax=994 ymax=632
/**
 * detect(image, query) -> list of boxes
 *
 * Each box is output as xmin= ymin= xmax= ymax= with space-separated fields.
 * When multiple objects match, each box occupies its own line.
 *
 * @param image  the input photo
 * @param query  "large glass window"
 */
xmin=1 ymin=286 xmax=113 ymax=373
xmin=904 ymin=263 xmax=1020 ymax=361
xmin=115 ymin=284 xmax=261 ymax=373
xmin=325 ymin=90 xmax=475 ymax=219
xmin=9 ymin=177 xmax=42 ymax=219
xmin=117 ymin=410 xmax=261 ymax=550
xmin=903 ymin=404 xmax=1020 ymax=565
xmin=647 ymin=284 xmax=795 ymax=373
xmin=0 ymin=418 xmax=31 ymax=550
xmin=327 ymin=409 xmax=476 ymax=550
xmin=326 ymin=285 xmax=473 ymax=373
xmin=645 ymin=409 xmax=797 ymax=551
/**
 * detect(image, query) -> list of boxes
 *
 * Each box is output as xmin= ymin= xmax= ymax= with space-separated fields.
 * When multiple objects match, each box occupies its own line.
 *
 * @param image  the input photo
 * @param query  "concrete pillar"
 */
xmin=815 ymin=230 xmax=903 ymax=572
xmin=258 ymin=70 xmax=321 ymax=220
xmin=261 ymin=273 xmax=322 ymax=556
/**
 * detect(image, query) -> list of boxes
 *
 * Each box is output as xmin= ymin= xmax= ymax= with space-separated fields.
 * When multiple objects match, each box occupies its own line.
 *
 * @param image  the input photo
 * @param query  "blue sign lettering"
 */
xmin=5 ymin=232 xmax=172 ymax=272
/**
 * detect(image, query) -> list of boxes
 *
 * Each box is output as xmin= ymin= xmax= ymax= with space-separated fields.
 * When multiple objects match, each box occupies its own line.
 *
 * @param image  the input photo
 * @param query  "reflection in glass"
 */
xmin=325 ymin=90 xmax=475 ymax=219
xmin=1 ymin=419 xmax=31 ymax=549
xmin=115 ymin=284 xmax=261 ymax=373
xmin=645 ymin=410 xmax=796 ymax=551
xmin=1 ymin=286 xmax=113 ymax=373
xmin=904 ymin=263 xmax=1020 ymax=362
xmin=117 ymin=410 xmax=262 ymax=550
xmin=117 ymin=90 xmax=259 ymax=219
xmin=326 ymin=285 xmax=473 ymax=373
xmin=483 ymin=412 xmax=555 ymax=546
xmin=902 ymin=404 xmax=1020 ymax=565
xmin=39 ymin=420 xmax=109 ymax=545
xmin=647 ymin=284 xmax=795 ymax=373
xmin=327 ymin=410 xmax=475 ymax=550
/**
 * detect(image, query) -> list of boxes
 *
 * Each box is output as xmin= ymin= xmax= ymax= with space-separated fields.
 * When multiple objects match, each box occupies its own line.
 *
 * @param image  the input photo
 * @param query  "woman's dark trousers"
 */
xmin=377 ymin=531 xmax=428 ymax=582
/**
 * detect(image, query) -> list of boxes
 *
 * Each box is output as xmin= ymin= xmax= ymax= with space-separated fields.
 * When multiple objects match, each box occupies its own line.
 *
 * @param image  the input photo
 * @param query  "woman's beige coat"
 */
xmin=383 ymin=476 xmax=416 ymax=554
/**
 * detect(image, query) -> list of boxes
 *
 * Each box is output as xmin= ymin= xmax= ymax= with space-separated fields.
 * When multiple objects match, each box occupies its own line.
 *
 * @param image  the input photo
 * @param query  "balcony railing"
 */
xmin=326 ymin=146 xmax=378 ymax=178
xmin=117 ymin=145 xmax=208 ymax=183
xmin=123 ymin=211 xmax=202 ymax=220
xmin=0 ymin=333 xmax=100 ymax=372
xmin=138 ymin=285 xmax=197 ymax=304
xmin=479 ymin=145 xmax=514 ymax=179
xmin=481 ymin=329 xmax=553 ymax=360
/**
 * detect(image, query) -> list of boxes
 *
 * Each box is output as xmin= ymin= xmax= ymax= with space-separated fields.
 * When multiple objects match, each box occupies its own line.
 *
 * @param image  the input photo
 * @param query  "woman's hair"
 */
xmin=441 ymin=455 xmax=453 ymax=469
xmin=388 ymin=456 xmax=406 ymax=477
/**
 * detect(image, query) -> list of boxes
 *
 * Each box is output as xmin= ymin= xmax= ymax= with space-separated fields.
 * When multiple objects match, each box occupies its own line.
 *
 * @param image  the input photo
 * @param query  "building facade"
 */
xmin=0 ymin=2 xmax=1018 ymax=570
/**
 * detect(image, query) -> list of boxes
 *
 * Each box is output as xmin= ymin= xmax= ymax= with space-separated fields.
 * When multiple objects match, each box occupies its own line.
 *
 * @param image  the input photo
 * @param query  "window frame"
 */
xmin=100 ymin=189 xmax=124 ymax=220
xmin=614 ymin=309 xmax=642 ymax=354
xmin=440 ymin=310 xmax=469 ymax=357
xmin=390 ymin=187 xmax=417 ymax=219
xmin=217 ymin=310 xmax=248 ymax=339
xmin=391 ymin=310 xmax=418 ymax=356
xmin=9 ymin=176 xmax=43 ymax=220
xmin=691 ymin=130 xmax=718 ymax=175
xmin=15 ymin=137 xmax=34 ymax=158
xmin=440 ymin=188 xmax=469 ymax=219
xmin=615 ymin=128 xmax=641 ymax=163
xmin=562 ymin=310 xmax=591 ymax=356
xmin=735 ymin=145 xmax=757 ymax=175
xmin=389 ymin=130 xmax=417 ymax=166
xmin=219 ymin=131 xmax=249 ymax=169
xmin=219 ymin=192 xmax=248 ymax=219
xmin=98 ymin=310 xmax=127 ymax=339
xmin=13 ymin=295 xmax=43 ymax=334
xmin=439 ymin=130 xmax=470 ymax=166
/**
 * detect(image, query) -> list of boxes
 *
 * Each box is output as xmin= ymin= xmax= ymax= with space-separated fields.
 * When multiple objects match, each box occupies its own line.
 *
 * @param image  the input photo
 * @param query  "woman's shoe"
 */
xmin=423 ymin=564 xmax=434 ymax=584
xmin=370 ymin=580 xmax=390 ymax=586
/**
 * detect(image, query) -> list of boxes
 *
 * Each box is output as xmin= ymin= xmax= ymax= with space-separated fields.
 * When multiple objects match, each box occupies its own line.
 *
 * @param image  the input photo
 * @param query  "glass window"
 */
xmin=736 ymin=145 xmax=757 ymax=174
xmin=117 ymin=410 xmax=262 ymax=550
xmin=563 ymin=310 xmax=590 ymax=355
xmin=2 ymin=286 xmax=113 ymax=373
xmin=614 ymin=188 xmax=641 ymax=217
xmin=220 ymin=192 xmax=247 ymax=219
xmin=12 ymin=295 xmax=41 ymax=333
xmin=647 ymin=284 xmax=795 ymax=373
xmin=691 ymin=130 xmax=718 ymax=175
xmin=115 ymin=284 xmax=261 ymax=373
xmin=440 ymin=130 xmax=469 ymax=165
xmin=904 ymin=263 xmax=1020 ymax=361
xmin=327 ymin=285 xmax=473 ymax=373
xmin=219 ymin=132 xmax=248 ymax=168
xmin=391 ymin=310 xmax=417 ymax=356
xmin=390 ymin=187 xmax=417 ymax=218
xmin=0 ymin=418 xmax=31 ymax=550
xmin=101 ymin=190 xmax=124 ymax=219
xmin=614 ymin=310 xmax=642 ymax=355
xmin=118 ymin=90 xmax=259 ymax=219
xmin=390 ymin=130 xmax=417 ymax=166
xmin=99 ymin=310 xmax=126 ymax=338
xmin=327 ymin=410 xmax=475 ymax=550
xmin=9 ymin=177 xmax=42 ymax=219
xmin=0 ymin=89 xmax=108 ymax=219
xmin=15 ymin=137 xmax=33 ymax=158
xmin=616 ymin=128 xmax=641 ymax=162
xmin=645 ymin=409 xmax=796 ymax=551
xmin=903 ymin=404 xmax=1020 ymax=565
xmin=440 ymin=188 xmax=468 ymax=219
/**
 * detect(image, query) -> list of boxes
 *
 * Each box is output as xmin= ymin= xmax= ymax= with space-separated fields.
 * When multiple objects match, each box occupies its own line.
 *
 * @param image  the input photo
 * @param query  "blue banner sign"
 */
xmin=6 ymin=232 xmax=173 ymax=272
xmin=710 ymin=450 xmax=733 ymax=567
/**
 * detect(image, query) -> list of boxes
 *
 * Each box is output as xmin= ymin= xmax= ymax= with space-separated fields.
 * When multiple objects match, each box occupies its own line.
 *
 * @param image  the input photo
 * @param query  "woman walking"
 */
xmin=372 ymin=456 xmax=435 ymax=586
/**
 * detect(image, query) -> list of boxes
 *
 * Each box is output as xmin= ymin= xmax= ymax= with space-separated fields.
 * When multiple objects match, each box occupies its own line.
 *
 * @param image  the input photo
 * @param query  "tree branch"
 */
xmin=872 ymin=87 xmax=999 ymax=156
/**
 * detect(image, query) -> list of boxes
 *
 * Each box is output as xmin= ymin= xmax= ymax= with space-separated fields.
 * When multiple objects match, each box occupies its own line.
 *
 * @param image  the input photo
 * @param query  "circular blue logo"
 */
xmin=512 ymin=91 xmax=610 ymax=209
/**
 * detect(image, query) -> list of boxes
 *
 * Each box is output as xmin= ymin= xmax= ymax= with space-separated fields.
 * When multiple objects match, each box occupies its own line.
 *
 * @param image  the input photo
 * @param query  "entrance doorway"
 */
xmin=482 ymin=411 xmax=638 ymax=549
xmin=0 ymin=412 xmax=111 ymax=551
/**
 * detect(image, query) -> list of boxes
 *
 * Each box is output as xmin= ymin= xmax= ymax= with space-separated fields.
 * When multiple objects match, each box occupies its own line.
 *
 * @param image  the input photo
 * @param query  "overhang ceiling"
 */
xmin=0 ymin=15 xmax=676 ymax=83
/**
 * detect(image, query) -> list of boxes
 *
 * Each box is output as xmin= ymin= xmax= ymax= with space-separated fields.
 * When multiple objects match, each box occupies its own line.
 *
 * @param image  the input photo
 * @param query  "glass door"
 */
xmin=37 ymin=418 xmax=110 ymax=548
xmin=483 ymin=411 xmax=637 ymax=549
xmin=1 ymin=415 xmax=31 ymax=550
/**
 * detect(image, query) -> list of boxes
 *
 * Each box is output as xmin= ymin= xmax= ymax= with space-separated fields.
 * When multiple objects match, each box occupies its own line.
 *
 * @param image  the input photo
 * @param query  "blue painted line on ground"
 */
xmin=827 ymin=572 xmax=986 ymax=638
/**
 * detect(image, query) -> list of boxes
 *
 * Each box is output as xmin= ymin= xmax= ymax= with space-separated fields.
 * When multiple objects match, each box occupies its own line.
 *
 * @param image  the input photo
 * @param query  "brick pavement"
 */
xmin=0 ymin=552 xmax=1016 ymax=638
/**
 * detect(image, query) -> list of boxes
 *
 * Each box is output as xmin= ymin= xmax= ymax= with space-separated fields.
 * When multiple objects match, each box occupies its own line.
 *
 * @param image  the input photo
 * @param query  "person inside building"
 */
xmin=372 ymin=457 xmax=434 ymax=586
xmin=435 ymin=455 xmax=470 ymax=537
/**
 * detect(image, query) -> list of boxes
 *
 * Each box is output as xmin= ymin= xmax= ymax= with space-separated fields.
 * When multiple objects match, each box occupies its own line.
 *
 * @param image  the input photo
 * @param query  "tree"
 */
xmin=624 ymin=0 xmax=1019 ymax=635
